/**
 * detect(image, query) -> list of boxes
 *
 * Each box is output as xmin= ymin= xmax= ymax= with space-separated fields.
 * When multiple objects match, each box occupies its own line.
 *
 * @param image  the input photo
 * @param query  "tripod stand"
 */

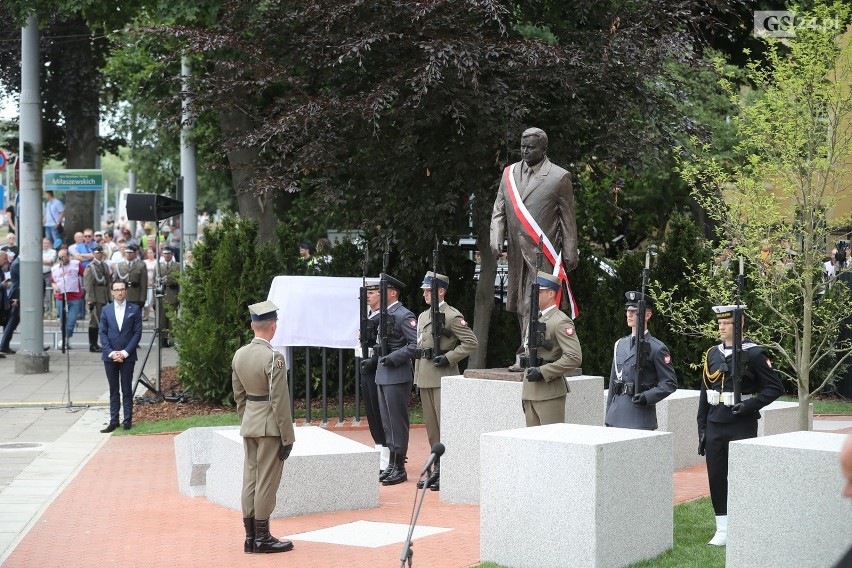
xmin=46 ymin=262 xmax=92 ymax=412
xmin=133 ymin=227 xmax=165 ymax=401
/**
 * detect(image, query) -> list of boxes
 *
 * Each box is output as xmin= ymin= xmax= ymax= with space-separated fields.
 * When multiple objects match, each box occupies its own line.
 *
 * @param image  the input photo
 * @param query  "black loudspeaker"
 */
xmin=126 ymin=194 xmax=184 ymax=222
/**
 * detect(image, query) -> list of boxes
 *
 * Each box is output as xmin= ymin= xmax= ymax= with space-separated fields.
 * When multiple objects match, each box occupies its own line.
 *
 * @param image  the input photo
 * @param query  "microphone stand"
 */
xmin=46 ymin=261 xmax=90 ymax=412
xmin=399 ymin=470 xmax=431 ymax=568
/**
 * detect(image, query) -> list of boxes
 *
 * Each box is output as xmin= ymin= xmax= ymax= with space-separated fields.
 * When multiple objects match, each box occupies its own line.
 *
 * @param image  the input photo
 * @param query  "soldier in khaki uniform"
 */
xmin=113 ymin=245 xmax=147 ymax=309
xmin=521 ymin=271 xmax=582 ymax=426
xmin=83 ymin=246 xmax=111 ymax=352
xmin=158 ymin=246 xmax=180 ymax=347
xmin=413 ymin=272 xmax=478 ymax=490
xmin=231 ymin=300 xmax=296 ymax=554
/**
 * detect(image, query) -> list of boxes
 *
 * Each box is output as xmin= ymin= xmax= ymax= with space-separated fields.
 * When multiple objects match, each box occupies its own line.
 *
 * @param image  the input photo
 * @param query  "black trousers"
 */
xmin=360 ymin=368 xmax=386 ymax=446
xmin=705 ymin=417 xmax=758 ymax=515
xmin=104 ymin=360 xmax=136 ymax=425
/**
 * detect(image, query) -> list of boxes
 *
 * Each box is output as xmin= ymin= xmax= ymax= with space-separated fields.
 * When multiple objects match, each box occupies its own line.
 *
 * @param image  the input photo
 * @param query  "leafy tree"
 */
xmin=674 ymin=1 xmax=852 ymax=429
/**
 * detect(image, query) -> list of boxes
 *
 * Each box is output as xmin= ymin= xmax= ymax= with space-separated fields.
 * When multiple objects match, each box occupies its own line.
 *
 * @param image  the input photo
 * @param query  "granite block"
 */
xmin=757 ymin=400 xmax=812 ymax=437
xmin=655 ymin=389 xmax=703 ymax=470
xmin=480 ymin=424 xmax=673 ymax=568
xmin=727 ymin=431 xmax=851 ymax=568
xmin=173 ymin=425 xmax=239 ymax=497
xmin=441 ymin=374 xmax=604 ymax=504
xmin=204 ymin=426 xmax=379 ymax=518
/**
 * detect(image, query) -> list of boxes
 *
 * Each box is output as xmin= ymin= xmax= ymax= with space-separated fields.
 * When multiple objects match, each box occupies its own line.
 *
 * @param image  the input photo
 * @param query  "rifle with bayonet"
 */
xmin=632 ymin=249 xmax=652 ymax=396
xmin=359 ymin=245 xmax=376 ymax=364
xmin=731 ymin=256 xmax=746 ymax=405
xmin=430 ymin=239 xmax=451 ymax=359
xmin=521 ymin=239 xmax=551 ymax=368
xmin=378 ymin=240 xmax=390 ymax=358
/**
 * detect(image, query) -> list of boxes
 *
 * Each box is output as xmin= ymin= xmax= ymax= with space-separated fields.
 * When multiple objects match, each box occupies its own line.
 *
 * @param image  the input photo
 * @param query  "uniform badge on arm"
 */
xmin=564 ymin=326 xmax=575 ymax=336
xmin=459 ymin=319 xmax=468 ymax=327
xmin=408 ymin=318 xmax=417 ymax=328
xmin=276 ymin=360 xmax=284 ymax=369
xmin=765 ymin=358 xmax=772 ymax=368
xmin=663 ymin=354 xmax=672 ymax=365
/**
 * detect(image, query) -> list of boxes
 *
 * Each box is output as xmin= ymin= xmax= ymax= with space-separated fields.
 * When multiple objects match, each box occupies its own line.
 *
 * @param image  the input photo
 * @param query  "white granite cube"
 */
xmin=174 ymin=425 xmax=240 ymax=497
xmin=758 ymin=400 xmax=812 ymax=436
xmin=205 ymin=426 xmax=379 ymax=518
xmin=480 ymin=424 xmax=673 ymax=568
xmin=441 ymin=374 xmax=604 ymax=504
xmin=727 ymin=431 xmax=851 ymax=568
xmin=655 ymin=389 xmax=703 ymax=470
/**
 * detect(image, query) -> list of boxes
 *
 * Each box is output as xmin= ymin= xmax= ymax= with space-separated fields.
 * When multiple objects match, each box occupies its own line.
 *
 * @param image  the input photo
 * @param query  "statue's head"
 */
xmin=521 ymin=128 xmax=548 ymax=167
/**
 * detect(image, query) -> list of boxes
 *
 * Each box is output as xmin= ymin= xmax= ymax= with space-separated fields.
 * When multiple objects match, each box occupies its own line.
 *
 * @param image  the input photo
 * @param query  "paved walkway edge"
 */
xmin=0 ymin=407 xmax=110 ymax=565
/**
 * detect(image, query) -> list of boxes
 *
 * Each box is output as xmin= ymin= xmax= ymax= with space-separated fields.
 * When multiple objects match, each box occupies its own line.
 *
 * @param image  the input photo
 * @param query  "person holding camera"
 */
xmin=697 ymin=305 xmax=783 ymax=546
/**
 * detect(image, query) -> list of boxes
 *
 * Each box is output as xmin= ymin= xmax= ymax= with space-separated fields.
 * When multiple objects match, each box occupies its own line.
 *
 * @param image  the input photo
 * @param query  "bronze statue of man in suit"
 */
xmin=490 ymin=127 xmax=579 ymax=370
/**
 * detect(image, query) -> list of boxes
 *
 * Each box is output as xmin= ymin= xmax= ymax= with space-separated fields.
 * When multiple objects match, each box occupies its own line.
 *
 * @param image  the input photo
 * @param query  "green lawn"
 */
xmin=780 ymin=396 xmax=852 ymax=415
xmin=474 ymin=498 xmax=724 ymax=568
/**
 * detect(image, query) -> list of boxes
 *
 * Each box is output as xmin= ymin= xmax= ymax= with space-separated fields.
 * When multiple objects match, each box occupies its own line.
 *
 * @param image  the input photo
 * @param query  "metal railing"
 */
xmin=286 ymin=347 xmax=362 ymax=426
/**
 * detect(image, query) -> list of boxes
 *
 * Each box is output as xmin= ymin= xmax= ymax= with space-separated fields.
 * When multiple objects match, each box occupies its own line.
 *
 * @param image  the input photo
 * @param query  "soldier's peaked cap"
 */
xmin=625 ymin=291 xmax=654 ymax=309
xmin=364 ymin=277 xmax=381 ymax=291
xmin=420 ymin=271 xmax=449 ymax=289
xmin=249 ymin=300 xmax=279 ymax=321
xmin=382 ymin=273 xmax=405 ymax=292
xmin=536 ymin=271 xmax=561 ymax=291
xmin=712 ymin=304 xmax=746 ymax=320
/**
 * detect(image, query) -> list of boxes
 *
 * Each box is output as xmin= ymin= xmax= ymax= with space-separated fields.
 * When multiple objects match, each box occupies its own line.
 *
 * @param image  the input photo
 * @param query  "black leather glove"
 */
xmin=432 ymin=355 xmax=450 ymax=367
xmin=279 ymin=443 xmax=293 ymax=462
xmin=380 ymin=356 xmax=397 ymax=368
xmin=731 ymin=402 xmax=746 ymax=415
xmin=525 ymin=367 xmax=544 ymax=382
xmin=698 ymin=433 xmax=706 ymax=456
xmin=88 ymin=302 xmax=94 ymax=311
xmin=360 ymin=357 xmax=377 ymax=374
xmin=632 ymin=393 xmax=648 ymax=406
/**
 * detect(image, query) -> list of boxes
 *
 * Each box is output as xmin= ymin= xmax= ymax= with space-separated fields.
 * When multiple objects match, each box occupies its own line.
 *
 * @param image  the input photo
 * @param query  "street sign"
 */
xmin=43 ymin=169 xmax=103 ymax=191
xmin=0 ymin=149 xmax=6 ymax=171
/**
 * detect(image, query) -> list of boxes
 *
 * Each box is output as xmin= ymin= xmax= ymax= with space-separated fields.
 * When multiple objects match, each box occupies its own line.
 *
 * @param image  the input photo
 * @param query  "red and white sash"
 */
xmin=504 ymin=163 xmax=579 ymax=318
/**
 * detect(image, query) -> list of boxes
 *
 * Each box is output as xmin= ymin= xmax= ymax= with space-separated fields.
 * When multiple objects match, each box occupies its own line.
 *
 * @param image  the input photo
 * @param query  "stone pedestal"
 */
xmin=202 ymin=426 xmax=378 ymax=518
xmin=441 ymin=371 xmax=604 ymax=504
xmin=480 ymin=424 xmax=673 ymax=568
xmin=174 ymin=425 xmax=239 ymax=497
xmin=15 ymin=350 xmax=50 ymax=374
xmin=727 ymin=431 xmax=851 ymax=568
xmin=757 ymin=400 xmax=812 ymax=436
xmin=655 ymin=389 xmax=703 ymax=470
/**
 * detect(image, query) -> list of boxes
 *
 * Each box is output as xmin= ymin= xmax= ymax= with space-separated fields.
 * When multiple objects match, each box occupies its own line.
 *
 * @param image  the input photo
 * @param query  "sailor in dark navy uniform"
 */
xmin=698 ymin=304 xmax=783 ymax=546
xmin=605 ymin=291 xmax=678 ymax=430
xmin=375 ymin=274 xmax=417 ymax=486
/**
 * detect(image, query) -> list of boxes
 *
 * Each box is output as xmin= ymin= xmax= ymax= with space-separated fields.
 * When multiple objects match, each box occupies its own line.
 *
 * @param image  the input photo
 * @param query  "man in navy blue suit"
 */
xmin=98 ymin=281 xmax=143 ymax=433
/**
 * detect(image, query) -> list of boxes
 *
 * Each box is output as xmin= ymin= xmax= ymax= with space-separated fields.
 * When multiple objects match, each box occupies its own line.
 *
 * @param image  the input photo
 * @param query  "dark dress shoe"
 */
xmin=89 ymin=345 xmax=100 ymax=353
xmin=123 ymin=423 xmax=132 ymax=431
xmin=0 ymin=353 xmax=5 ymax=358
xmin=0 ymin=348 xmax=15 ymax=355
xmin=100 ymin=423 xmax=119 ymax=433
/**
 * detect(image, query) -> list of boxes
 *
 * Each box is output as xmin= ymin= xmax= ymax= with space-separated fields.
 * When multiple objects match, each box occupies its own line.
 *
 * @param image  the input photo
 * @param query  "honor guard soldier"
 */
xmin=159 ymin=246 xmax=180 ymax=347
xmin=413 ymin=271 xmax=478 ymax=490
xmin=114 ymin=244 xmax=147 ymax=310
xmin=232 ymin=300 xmax=295 ymax=554
xmin=698 ymin=305 xmax=783 ymax=546
xmin=605 ymin=292 xmax=678 ymax=430
xmin=375 ymin=274 xmax=417 ymax=486
xmin=358 ymin=278 xmax=389 ymax=470
xmin=521 ymin=271 xmax=582 ymax=427
xmin=83 ymin=245 xmax=112 ymax=352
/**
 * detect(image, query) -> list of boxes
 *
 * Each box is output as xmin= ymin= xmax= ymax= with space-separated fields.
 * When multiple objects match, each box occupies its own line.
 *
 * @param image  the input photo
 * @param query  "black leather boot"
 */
xmin=379 ymin=452 xmax=396 ymax=482
xmin=243 ymin=517 xmax=255 ymax=553
xmin=88 ymin=328 xmax=101 ymax=352
xmin=253 ymin=519 xmax=293 ymax=553
xmin=382 ymin=453 xmax=407 ymax=486
xmin=428 ymin=460 xmax=440 ymax=491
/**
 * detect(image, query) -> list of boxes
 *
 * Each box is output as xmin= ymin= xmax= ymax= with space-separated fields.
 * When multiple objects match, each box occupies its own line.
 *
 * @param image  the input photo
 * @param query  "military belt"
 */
xmin=611 ymin=382 xmax=650 ymax=396
xmin=707 ymin=392 xmax=753 ymax=407
xmin=415 ymin=348 xmax=434 ymax=359
xmin=519 ymin=356 xmax=554 ymax=369
xmin=246 ymin=394 xmax=270 ymax=402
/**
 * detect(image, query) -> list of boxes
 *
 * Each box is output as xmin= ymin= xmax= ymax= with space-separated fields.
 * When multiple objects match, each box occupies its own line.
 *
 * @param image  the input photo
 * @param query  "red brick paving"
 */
xmin=4 ymin=425 xmax=712 ymax=568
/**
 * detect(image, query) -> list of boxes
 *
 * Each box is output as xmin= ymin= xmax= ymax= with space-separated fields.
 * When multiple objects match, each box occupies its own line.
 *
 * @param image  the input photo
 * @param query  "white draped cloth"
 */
xmin=267 ymin=276 xmax=364 ymax=368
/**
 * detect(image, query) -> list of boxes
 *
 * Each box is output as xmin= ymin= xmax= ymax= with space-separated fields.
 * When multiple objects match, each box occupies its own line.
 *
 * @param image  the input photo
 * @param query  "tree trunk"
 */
xmin=469 ymin=225 xmax=495 ymax=369
xmin=56 ymin=18 xmax=100 ymax=238
xmin=798 ymin=387 xmax=810 ymax=431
